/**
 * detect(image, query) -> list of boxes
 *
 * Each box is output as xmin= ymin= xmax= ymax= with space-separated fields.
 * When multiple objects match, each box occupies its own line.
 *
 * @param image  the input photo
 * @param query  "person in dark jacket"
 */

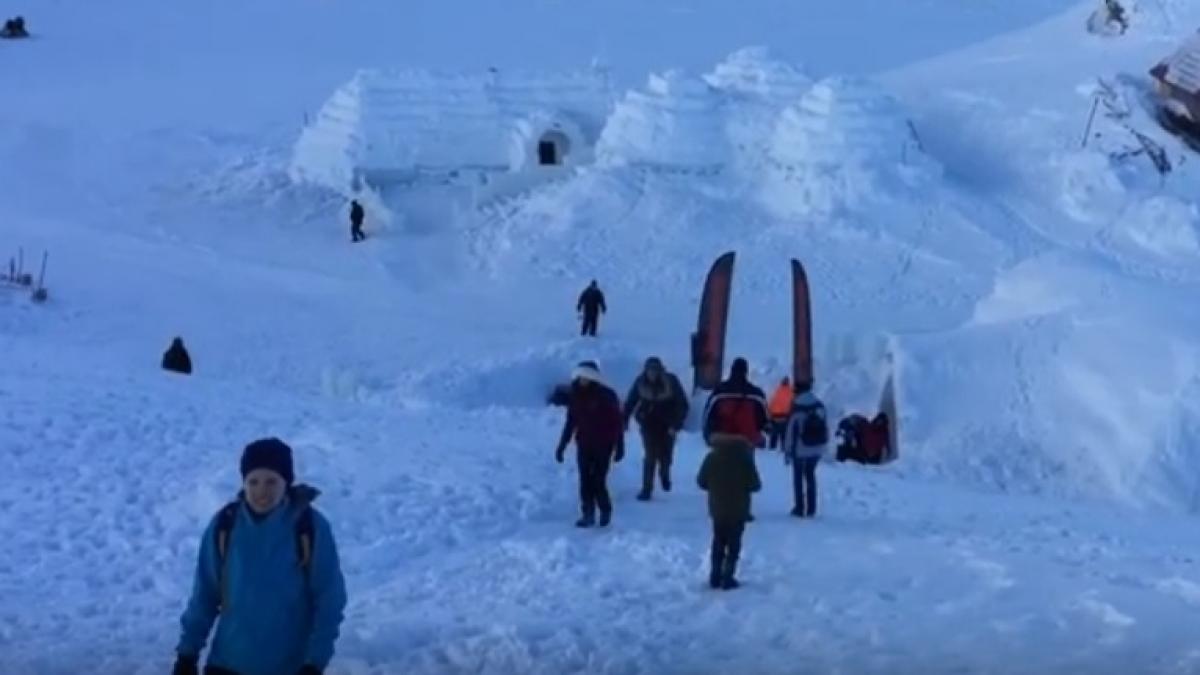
xmin=173 ymin=438 xmax=347 ymax=675
xmin=576 ymin=280 xmax=606 ymax=337
xmin=162 ymin=337 xmax=193 ymax=375
xmin=701 ymin=357 xmax=768 ymax=447
xmin=555 ymin=360 xmax=625 ymax=527
xmin=697 ymin=432 xmax=761 ymax=589
xmin=623 ymin=356 xmax=689 ymax=500
xmin=701 ymin=357 xmax=767 ymax=520
xmin=349 ymin=200 xmax=365 ymax=242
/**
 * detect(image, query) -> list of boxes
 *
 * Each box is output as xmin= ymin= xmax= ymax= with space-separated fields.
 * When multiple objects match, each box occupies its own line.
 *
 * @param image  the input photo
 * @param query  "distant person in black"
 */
xmin=577 ymin=280 xmax=606 ymax=337
xmin=162 ymin=337 xmax=192 ymax=375
xmin=349 ymin=200 xmax=365 ymax=242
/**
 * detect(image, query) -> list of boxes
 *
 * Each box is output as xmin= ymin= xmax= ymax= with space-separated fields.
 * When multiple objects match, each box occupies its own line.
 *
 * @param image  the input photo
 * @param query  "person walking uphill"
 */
xmin=349 ymin=199 xmax=365 ymax=242
xmin=783 ymin=382 xmax=829 ymax=518
xmin=623 ymin=356 xmax=689 ymax=500
xmin=555 ymin=361 xmax=625 ymax=528
xmin=173 ymin=438 xmax=347 ymax=675
xmin=701 ymin=358 xmax=768 ymax=447
xmin=576 ymin=280 xmax=606 ymax=337
xmin=767 ymin=376 xmax=793 ymax=449
xmin=697 ymin=432 xmax=761 ymax=590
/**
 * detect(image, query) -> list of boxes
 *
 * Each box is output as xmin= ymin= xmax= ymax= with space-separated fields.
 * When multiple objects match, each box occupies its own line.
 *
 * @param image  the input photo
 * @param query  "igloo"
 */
xmin=595 ymin=70 xmax=731 ymax=171
xmin=704 ymin=46 xmax=813 ymax=172
xmin=289 ymin=67 xmax=615 ymax=202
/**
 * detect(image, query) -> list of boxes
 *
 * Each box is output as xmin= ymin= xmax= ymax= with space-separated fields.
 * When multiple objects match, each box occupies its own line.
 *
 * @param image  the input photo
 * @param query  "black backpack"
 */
xmin=212 ymin=487 xmax=317 ymax=611
xmin=796 ymin=402 xmax=828 ymax=446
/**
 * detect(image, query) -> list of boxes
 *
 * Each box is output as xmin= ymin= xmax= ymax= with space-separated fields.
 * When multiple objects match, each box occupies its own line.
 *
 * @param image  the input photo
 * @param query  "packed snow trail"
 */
xmin=5 ymin=351 xmax=1200 ymax=673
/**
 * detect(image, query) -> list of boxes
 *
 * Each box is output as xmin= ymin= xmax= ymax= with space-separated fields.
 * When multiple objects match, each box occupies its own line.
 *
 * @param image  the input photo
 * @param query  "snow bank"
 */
xmin=401 ymin=339 xmax=654 ymax=409
xmin=903 ymin=253 xmax=1200 ymax=511
xmin=290 ymin=67 xmax=614 ymax=192
xmin=596 ymin=70 xmax=731 ymax=169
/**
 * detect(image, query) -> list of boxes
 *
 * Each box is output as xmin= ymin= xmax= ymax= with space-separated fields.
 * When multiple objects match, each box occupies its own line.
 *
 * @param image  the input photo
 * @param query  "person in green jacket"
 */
xmin=696 ymin=432 xmax=762 ymax=590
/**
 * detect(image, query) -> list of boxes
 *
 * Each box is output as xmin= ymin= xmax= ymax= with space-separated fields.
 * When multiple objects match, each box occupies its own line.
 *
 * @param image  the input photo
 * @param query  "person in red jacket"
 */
xmin=702 ymin=357 xmax=768 ymax=521
xmin=555 ymin=360 xmax=625 ymax=527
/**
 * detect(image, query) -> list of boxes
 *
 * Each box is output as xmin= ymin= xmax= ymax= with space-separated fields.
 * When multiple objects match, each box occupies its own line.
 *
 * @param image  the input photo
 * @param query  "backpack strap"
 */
xmin=295 ymin=504 xmax=315 ymax=573
xmin=212 ymin=499 xmax=317 ymax=612
xmin=213 ymin=501 xmax=239 ymax=612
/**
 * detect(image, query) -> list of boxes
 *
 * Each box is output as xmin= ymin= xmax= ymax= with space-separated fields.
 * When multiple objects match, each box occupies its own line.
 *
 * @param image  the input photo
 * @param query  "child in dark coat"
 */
xmin=696 ymin=432 xmax=762 ymax=589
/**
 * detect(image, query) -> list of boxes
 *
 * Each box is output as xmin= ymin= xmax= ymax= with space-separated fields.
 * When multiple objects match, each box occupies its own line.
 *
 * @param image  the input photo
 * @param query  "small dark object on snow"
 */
xmin=162 ymin=337 xmax=193 ymax=375
xmin=1 ymin=16 xmax=29 ymax=38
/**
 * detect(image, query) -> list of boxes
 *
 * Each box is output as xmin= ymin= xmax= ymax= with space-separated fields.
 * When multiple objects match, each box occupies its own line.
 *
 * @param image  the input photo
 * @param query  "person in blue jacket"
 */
xmin=173 ymin=438 xmax=348 ymax=675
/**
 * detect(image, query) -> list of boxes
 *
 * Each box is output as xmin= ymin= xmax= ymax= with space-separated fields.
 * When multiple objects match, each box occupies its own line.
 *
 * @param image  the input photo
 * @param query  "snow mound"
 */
xmin=762 ymin=76 xmax=938 ymax=215
xmin=290 ymin=67 xmax=614 ymax=192
xmin=596 ymin=70 xmax=731 ymax=170
xmin=402 ymin=340 xmax=652 ymax=409
xmin=903 ymin=253 xmax=1200 ymax=511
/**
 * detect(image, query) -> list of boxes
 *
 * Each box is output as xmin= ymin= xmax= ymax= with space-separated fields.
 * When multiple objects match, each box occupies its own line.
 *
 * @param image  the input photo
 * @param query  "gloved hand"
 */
xmin=555 ymin=446 xmax=565 ymax=464
xmin=298 ymin=665 xmax=323 ymax=675
xmin=172 ymin=654 xmax=199 ymax=675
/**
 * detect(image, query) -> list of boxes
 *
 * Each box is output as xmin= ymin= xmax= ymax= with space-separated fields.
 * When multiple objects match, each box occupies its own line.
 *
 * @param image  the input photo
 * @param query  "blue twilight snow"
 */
xmin=177 ymin=494 xmax=347 ymax=674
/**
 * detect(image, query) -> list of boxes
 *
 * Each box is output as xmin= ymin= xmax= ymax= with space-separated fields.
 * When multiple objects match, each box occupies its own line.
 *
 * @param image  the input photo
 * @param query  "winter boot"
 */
xmin=790 ymin=506 xmax=804 ymax=518
xmin=722 ymin=551 xmax=740 ymax=590
xmin=575 ymin=514 xmax=595 ymax=528
xmin=598 ymin=511 xmax=612 ymax=527
xmin=709 ymin=551 xmax=725 ymax=589
xmin=721 ymin=563 xmax=740 ymax=590
xmin=636 ymin=490 xmax=651 ymax=501
xmin=661 ymin=473 xmax=672 ymax=492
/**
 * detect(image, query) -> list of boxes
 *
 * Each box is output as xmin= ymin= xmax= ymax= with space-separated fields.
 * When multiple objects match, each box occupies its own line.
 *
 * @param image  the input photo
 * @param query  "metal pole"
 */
xmin=1081 ymin=97 xmax=1100 ymax=148
xmin=37 ymin=251 xmax=47 ymax=291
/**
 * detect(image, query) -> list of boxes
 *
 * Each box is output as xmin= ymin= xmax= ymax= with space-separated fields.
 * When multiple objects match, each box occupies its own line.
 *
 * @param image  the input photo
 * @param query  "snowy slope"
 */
xmin=5 ymin=0 xmax=1200 ymax=672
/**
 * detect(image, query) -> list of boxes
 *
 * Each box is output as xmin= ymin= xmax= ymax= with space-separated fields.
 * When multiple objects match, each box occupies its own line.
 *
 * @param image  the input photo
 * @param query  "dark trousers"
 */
xmin=640 ymin=429 xmax=675 ymax=494
xmin=710 ymin=519 xmax=745 ymax=578
xmin=351 ymin=222 xmax=365 ymax=242
xmin=205 ymin=666 xmax=239 ymax=675
xmin=768 ymin=418 xmax=787 ymax=448
xmin=580 ymin=311 xmax=598 ymax=336
xmin=792 ymin=456 xmax=819 ymax=515
xmin=577 ymin=450 xmax=612 ymax=517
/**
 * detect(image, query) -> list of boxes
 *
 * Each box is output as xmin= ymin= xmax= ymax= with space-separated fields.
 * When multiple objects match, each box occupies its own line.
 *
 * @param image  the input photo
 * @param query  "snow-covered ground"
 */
xmin=4 ymin=0 xmax=1200 ymax=672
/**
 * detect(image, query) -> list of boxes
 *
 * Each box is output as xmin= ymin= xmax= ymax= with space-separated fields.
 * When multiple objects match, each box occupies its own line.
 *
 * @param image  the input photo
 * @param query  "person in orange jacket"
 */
xmin=767 ymin=376 xmax=793 ymax=449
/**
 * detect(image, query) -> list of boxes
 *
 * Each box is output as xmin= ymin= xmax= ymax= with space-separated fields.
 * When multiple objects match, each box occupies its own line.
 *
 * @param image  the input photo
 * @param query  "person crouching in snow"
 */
xmin=555 ymin=360 xmax=625 ymax=528
xmin=696 ymin=432 xmax=761 ymax=590
xmin=173 ymin=438 xmax=347 ymax=675
xmin=782 ymin=382 xmax=829 ymax=518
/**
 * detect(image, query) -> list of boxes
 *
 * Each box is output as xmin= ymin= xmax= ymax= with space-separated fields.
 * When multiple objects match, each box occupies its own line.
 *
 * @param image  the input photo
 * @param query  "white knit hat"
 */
xmin=572 ymin=360 xmax=603 ymax=384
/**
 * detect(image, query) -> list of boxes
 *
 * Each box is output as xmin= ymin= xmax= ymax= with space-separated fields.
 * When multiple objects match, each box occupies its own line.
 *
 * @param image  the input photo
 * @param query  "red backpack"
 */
xmin=716 ymin=396 xmax=765 ymax=447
